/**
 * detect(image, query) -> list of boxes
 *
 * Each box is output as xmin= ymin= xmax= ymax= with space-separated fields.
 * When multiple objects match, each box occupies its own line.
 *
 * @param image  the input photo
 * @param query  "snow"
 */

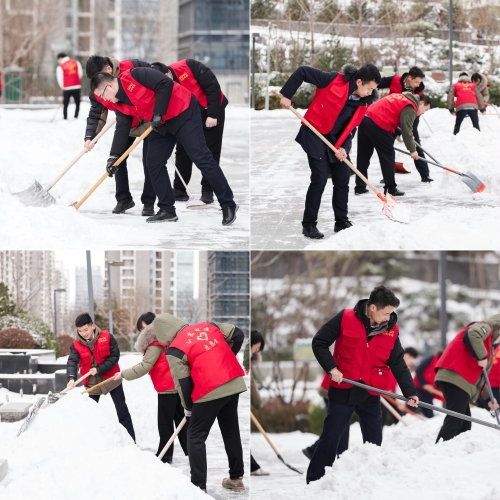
xmin=251 ymin=107 xmax=500 ymax=249
xmin=0 ymin=104 xmax=249 ymax=249
xmin=0 ymin=353 xmax=250 ymax=499
xmin=251 ymin=409 xmax=500 ymax=500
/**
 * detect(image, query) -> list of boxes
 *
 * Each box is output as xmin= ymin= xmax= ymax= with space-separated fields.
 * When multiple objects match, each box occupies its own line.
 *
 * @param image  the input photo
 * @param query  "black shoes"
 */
xmin=141 ymin=204 xmax=155 ymax=216
xmin=112 ymin=198 xmax=135 ymax=214
xmin=200 ymin=190 xmax=214 ymax=204
xmin=302 ymin=223 xmax=324 ymax=239
xmin=421 ymin=176 xmax=434 ymax=183
xmin=354 ymin=187 xmax=369 ymax=195
xmin=334 ymin=220 xmax=353 ymax=233
xmin=222 ymin=204 xmax=238 ymax=226
xmin=146 ymin=210 xmax=178 ymax=223
xmin=173 ymin=188 xmax=189 ymax=201
xmin=384 ymin=187 xmax=405 ymax=196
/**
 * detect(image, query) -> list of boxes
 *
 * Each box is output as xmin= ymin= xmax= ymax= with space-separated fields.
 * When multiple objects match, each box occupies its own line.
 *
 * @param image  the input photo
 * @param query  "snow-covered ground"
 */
xmin=251 ymin=107 xmax=500 ymax=249
xmin=0 ymin=104 xmax=249 ymax=249
xmin=0 ymin=353 xmax=250 ymax=499
xmin=251 ymin=410 xmax=500 ymax=500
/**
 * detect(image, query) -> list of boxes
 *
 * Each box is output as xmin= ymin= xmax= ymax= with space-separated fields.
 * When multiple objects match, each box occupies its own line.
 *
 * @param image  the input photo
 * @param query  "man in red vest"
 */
xmin=448 ymin=72 xmax=485 ymax=135
xmin=66 ymin=313 xmax=135 ymax=440
xmin=355 ymin=92 xmax=431 ymax=197
xmin=435 ymin=315 xmax=500 ymax=442
xmin=306 ymin=285 xmax=418 ymax=483
xmin=156 ymin=313 xmax=246 ymax=493
xmin=56 ymin=53 xmax=83 ymax=120
xmin=279 ymin=64 xmax=381 ymax=238
xmin=90 ymin=69 xmax=238 ymax=226
xmin=151 ymin=60 xmax=228 ymax=206
xmin=413 ymin=352 xmax=444 ymax=418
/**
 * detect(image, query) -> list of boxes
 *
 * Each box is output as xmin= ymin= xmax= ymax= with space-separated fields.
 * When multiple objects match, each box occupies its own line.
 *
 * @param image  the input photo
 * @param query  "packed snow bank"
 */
xmin=251 ymin=409 xmax=500 ymax=500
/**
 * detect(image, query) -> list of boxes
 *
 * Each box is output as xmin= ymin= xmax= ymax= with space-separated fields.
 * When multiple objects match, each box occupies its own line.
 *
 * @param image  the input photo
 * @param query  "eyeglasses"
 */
xmin=99 ymin=85 xmax=109 ymax=99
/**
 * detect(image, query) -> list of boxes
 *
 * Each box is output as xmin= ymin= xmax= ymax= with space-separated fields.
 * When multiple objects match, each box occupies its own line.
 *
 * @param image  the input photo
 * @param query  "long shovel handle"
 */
xmin=48 ymin=118 xmax=117 ymax=190
xmin=158 ymin=417 xmax=187 ymax=460
xmin=74 ymin=126 xmax=153 ymax=210
xmin=61 ymin=370 xmax=92 ymax=394
xmin=380 ymin=396 xmax=408 ymax=426
xmin=50 ymin=102 xmax=63 ymax=123
xmin=80 ymin=376 xmax=116 ymax=394
xmin=382 ymin=394 xmax=426 ymax=420
xmin=482 ymin=369 xmax=500 ymax=427
xmin=422 ymin=115 xmax=433 ymax=134
xmin=394 ymin=146 xmax=463 ymax=176
xmin=342 ymin=377 xmax=500 ymax=431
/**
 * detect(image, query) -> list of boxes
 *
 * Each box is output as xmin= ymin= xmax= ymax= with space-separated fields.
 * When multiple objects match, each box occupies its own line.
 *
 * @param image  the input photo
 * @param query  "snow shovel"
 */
xmin=251 ymin=412 xmax=303 ymax=474
xmin=380 ymin=396 xmax=408 ymax=426
xmin=13 ymin=118 xmax=117 ymax=208
xmin=341 ymin=377 xmax=500 ymax=432
xmin=288 ymin=105 xmax=411 ymax=224
xmin=74 ymin=126 xmax=153 ymax=210
xmin=167 ymin=157 xmax=210 ymax=210
xmin=483 ymin=369 xmax=500 ymax=428
xmin=50 ymin=102 xmax=63 ymax=123
xmin=395 ymin=161 xmax=411 ymax=174
xmin=382 ymin=394 xmax=426 ymax=421
xmin=45 ymin=370 xmax=92 ymax=406
xmin=81 ymin=376 xmax=117 ymax=394
xmin=158 ymin=416 xmax=187 ymax=461
xmin=16 ymin=397 xmax=46 ymax=437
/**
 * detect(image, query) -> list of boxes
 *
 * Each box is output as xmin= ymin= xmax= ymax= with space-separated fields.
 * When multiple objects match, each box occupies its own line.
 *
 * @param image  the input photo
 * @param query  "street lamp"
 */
xmin=107 ymin=261 xmax=124 ymax=337
xmin=53 ymin=288 xmax=66 ymax=337
xmin=251 ymin=32 xmax=260 ymax=110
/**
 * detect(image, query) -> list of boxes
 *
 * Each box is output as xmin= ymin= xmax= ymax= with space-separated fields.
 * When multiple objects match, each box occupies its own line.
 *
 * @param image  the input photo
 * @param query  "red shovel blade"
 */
xmin=395 ymin=161 xmax=411 ymax=174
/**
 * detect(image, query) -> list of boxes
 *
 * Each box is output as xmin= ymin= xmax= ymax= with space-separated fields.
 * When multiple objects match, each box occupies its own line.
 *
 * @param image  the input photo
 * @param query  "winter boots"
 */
xmin=112 ymin=198 xmax=135 ymax=214
xmin=302 ymin=223 xmax=324 ymax=239
xmin=222 ymin=477 xmax=245 ymax=492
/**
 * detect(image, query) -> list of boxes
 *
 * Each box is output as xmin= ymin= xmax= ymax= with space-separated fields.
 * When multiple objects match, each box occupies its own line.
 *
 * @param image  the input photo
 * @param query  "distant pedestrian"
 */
xmin=56 ymin=53 xmax=82 ymax=119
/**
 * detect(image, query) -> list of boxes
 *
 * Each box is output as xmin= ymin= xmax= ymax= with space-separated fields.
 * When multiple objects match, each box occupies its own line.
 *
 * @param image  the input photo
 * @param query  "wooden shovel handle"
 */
xmin=158 ymin=417 xmax=188 ymax=460
xmin=61 ymin=370 xmax=92 ymax=394
xmin=380 ymin=396 xmax=408 ymax=426
xmin=251 ymin=411 xmax=281 ymax=457
xmin=80 ymin=376 xmax=117 ymax=394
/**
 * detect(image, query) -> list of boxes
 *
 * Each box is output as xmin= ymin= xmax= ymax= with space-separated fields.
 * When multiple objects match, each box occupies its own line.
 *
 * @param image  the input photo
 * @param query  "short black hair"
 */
xmin=136 ymin=312 xmax=156 ymax=332
xmin=86 ymin=55 xmax=113 ymax=79
xmin=57 ymin=53 xmax=67 ymax=59
xmin=75 ymin=313 xmax=93 ymax=328
xmin=151 ymin=61 xmax=169 ymax=74
xmin=408 ymin=66 xmax=425 ymax=79
xmin=355 ymin=64 xmax=381 ymax=85
xmin=90 ymin=72 xmax=115 ymax=92
xmin=404 ymin=347 xmax=419 ymax=358
xmin=459 ymin=71 xmax=468 ymax=77
xmin=368 ymin=285 xmax=400 ymax=309
xmin=251 ymin=330 xmax=265 ymax=351
xmin=470 ymin=72 xmax=481 ymax=83
xmin=419 ymin=94 xmax=431 ymax=106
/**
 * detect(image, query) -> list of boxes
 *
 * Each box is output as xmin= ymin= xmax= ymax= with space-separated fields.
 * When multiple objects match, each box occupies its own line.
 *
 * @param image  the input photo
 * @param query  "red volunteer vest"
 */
xmin=72 ymin=330 xmax=120 ymax=386
xmin=146 ymin=340 xmax=175 ymax=392
xmin=303 ymin=73 xmax=369 ymax=145
xmin=436 ymin=322 xmax=493 ymax=384
xmin=389 ymin=75 xmax=424 ymax=96
xmin=60 ymin=59 xmax=81 ymax=87
xmin=367 ymin=93 xmax=418 ymax=133
xmin=330 ymin=309 xmax=398 ymax=396
xmin=454 ymin=81 xmax=478 ymax=107
xmin=169 ymin=59 xmax=225 ymax=108
xmin=94 ymin=59 xmax=136 ymax=111
xmin=488 ymin=344 xmax=500 ymax=389
xmin=169 ymin=322 xmax=244 ymax=402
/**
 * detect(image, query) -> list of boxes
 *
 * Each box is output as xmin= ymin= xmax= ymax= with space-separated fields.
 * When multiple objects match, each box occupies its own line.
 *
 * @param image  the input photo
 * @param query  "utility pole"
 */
xmin=439 ymin=251 xmax=448 ymax=349
xmin=106 ymin=261 xmax=124 ymax=336
xmin=251 ymin=33 xmax=260 ymax=110
xmin=449 ymin=0 xmax=453 ymax=89
xmin=264 ymin=23 xmax=271 ymax=111
xmin=86 ymin=251 xmax=94 ymax=322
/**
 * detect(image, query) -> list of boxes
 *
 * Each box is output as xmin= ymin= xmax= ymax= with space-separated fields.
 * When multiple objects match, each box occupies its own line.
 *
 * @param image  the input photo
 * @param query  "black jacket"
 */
xmin=312 ymin=299 xmax=416 ymax=405
xmin=415 ymin=354 xmax=435 ymax=387
xmin=66 ymin=332 xmax=120 ymax=381
xmin=378 ymin=73 xmax=425 ymax=95
xmin=280 ymin=66 xmax=374 ymax=162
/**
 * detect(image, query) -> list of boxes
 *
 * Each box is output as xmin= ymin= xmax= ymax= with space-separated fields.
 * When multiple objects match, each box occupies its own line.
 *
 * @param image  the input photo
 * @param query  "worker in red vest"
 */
xmin=413 ymin=352 xmax=444 ymax=418
xmin=447 ymin=71 xmax=485 ymax=135
xmin=151 ymin=60 xmax=228 ymax=206
xmin=56 ymin=53 xmax=83 ymax=120
xmin=279 ymin=64 xmax=381 ymax=238
xmin=66 ymin=313 xmax=135 ymax=440
xmin=112 ymin=312 xmax=188 ymax=464
xmin=84 ymin=55 xmax=155 ymax=216
xmin=90 ymin=69 xmax=238 ymax=226
xmin=435 ymin=315 xmax=500 ymax=443
xmin=156 ymin=313 xmax=246 ymax=493
xmin=355 ymin=92 xmax=431 ymax=197
xmin=306 ymin=285 xmax=418 ymax=483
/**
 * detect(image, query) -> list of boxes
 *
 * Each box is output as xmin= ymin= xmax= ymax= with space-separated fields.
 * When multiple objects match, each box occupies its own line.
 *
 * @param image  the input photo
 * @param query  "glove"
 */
xmin=151 ymin=114 xmax=164 ymax=132
xmin=106 ymin=156 xmax=119 ymax=177
xmin=184 ymin=408 xmax=192 ymax=418
xmin=395 ymin=127 xmax=402 ymax=137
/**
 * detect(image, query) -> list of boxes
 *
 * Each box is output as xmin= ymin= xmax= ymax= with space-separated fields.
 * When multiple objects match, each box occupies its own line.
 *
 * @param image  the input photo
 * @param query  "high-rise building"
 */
xmin=175 ymin=251 xmax=196 ymax=323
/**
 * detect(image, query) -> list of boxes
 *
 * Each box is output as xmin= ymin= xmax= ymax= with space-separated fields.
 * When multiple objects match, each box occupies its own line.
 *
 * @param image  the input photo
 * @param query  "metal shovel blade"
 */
xmin=185 ymin=196 xmax=211 ymax=210
xmin=461 ymin=171 xmax=486 ymax=193
xmin=17 ymin=397 xmax=46 ymax=436
xmin=13 ymin=180 xmax=56 ymax=208
xmin=382 ymin=194 xmax=411 ymax=224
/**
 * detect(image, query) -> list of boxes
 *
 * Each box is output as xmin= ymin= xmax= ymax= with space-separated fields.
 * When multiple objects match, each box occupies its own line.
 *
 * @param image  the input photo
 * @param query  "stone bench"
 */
xmin=0 ymin=402 xmax=33 ymax=422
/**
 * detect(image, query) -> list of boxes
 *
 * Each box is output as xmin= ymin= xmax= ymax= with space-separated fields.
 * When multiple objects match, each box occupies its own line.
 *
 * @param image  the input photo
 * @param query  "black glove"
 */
xmin=151 ymin=114 xmax=164 ymax=132
xmin=395 ymin=127 xmax=402 ymax=137
xmin=106 ymin=156 xmax=119 ymax=177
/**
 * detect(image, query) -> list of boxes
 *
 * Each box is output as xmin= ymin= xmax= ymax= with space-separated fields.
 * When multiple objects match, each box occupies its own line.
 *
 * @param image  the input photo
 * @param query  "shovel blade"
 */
xmin=186 ymin=197 xmax=211 ymax=210
xmin=13 ymin=180 xmax=56 ymax=207
xmin=395 ymin=161 xmax=411 ymax=174
xmin=461 ymin=171 xmax=486 ymax=193
xmin=382 ymin=194 xmax=411 ymax=224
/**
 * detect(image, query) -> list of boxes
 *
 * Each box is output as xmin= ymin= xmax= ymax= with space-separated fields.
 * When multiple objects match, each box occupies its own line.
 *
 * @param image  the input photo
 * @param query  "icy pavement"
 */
xmin=251 ymin=410 xmax=500 ymax=500
xmin=251 ymin=107 xmax=500 ymax=250
xmin=0 ymin=353 xmax=250 ymax=500
xmin=0 ymin=104 xmax=249 ymax=249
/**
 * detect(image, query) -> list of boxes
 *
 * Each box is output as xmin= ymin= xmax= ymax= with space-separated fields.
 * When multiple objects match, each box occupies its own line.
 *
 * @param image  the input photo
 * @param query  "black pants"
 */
xmin=63 ymin=89 xmax=80 ymax=119
xmin=453 ymin=109 xmax=480 ymax=135
xmin=476 ymin=387 xmax=500 ymax=409
xmin=89 ymin=383 xmax=135 ymax=441
xmin=174 ymin=108 xmax=225 ymax=194
xmin=416 ymin=387 xmax=435 ymax=418
xmin=250 ymin=454 xmax=261 ymax=472
xmin=188 ymin=394 xmax=244 ymax=490
xmin=412 ymin=119 xmax=429 ymax=178
xmin=303 ymin=154 xmax=351 ymax=224
xmin=146 ymin=107 xmax=234 ymax=214
xmin=157 ymin=393 xmax=189 ymax=462
xmin=115 ymin=136 xmax=156 ymax=205
xmin=307 ymin=397 xmax=382 ymax=483
xmin=435 ymin=382 xmax=471 ymax=443
xmin=356 ymin=116 xmax=398 ymax=192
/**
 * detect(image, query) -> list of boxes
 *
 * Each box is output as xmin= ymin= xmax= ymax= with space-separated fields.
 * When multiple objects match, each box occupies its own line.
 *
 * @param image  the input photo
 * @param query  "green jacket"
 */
xmin=435 ymin=314 xmax=500 ymax=402
xmin=399 ymin=92 xmax=420 ymax=153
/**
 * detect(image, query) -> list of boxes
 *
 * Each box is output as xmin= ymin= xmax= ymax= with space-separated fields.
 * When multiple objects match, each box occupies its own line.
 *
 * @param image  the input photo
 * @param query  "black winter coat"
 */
xmin=378 ymin=73 xmax=425 ymax=95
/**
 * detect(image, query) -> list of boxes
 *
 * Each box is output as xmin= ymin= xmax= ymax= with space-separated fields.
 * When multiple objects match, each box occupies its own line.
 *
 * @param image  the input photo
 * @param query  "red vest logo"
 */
xmin=179 ymin=72 xmax=189 ymax=82
xmin=383 ymin=329 xmax=395 ymax=337
xmin=97 ymin=337 xmax=107 ymax=343
xmin=127 ymin=83 xmax=136 ymax=92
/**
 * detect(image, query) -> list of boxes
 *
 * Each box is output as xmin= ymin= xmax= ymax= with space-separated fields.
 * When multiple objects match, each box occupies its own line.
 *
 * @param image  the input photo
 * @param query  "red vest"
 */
xmin=146 ymin=340 xmax=175 ymax=392
xmin=303 ymin=73 xmax=369 ymax=145
xmin=60 ymin=59 xmax=81 ymax=87
xmin=389 ymin=74 xmax=424 ymax=96
xmin=454 ymin=81 xmax=478 ymax=107
xmin=436 ymin=322 xmax=493 ymax=384
xmin=367 ymin=93 xmax=417 ymax=133
xmin=387 ymin=371 xmax=398 ymax=393
xmin=94 ymin=59 xmax=136 ymax=111
xmin=169 ymin=59 xmax=224 ymax=109
xmin=330 ymin=309 xmax=399 ymax=396
xmin=488 ymin=344 xmax=500 ymax=389
xmin=113 ymin=69 xmax=192 ymax=123
xmin=320 ymin=372 xmax=330 ymax=391
xmin=72 ymin=330 xmax=120 ymax=386
xmin=169 ymin=322 xmax=244 ymax=402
